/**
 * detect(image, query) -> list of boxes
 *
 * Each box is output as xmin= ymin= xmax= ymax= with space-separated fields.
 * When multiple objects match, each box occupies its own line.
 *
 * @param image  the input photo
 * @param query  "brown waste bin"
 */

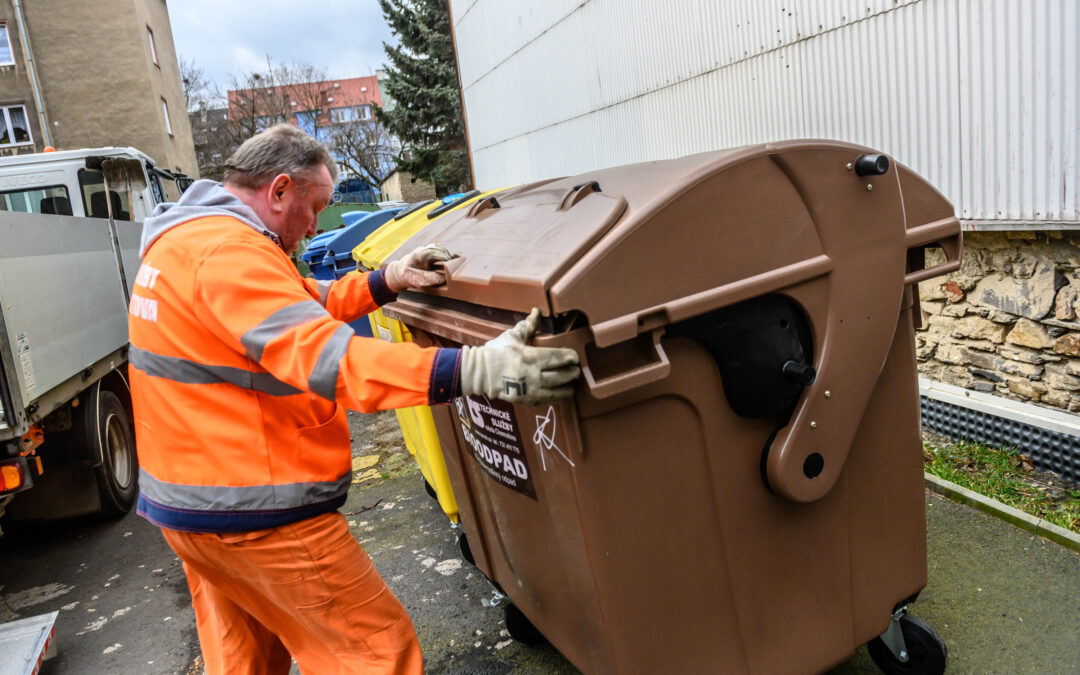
xmin=381 ymin=140 xmax=961 ymax=674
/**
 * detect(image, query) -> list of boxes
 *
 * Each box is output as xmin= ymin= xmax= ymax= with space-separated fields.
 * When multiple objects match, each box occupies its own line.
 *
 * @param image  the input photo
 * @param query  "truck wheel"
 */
xmin=868 ymin=614 xmax=947 ymax=675
xmin=89 ymin=389 xmax=138 ymax=516
xmin=504 ymin=603 xmax=546 ymax=645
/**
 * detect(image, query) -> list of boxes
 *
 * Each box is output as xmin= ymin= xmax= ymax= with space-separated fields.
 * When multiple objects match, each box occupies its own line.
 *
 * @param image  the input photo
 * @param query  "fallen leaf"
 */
xmin=351 ymin=468 xmax=380 ymax=484
xmin=352 ymin=455 xmax=380 ymax=471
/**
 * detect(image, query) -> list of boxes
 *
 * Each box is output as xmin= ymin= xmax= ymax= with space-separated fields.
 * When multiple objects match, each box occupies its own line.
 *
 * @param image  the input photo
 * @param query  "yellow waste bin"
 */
xmin=356 ymin=190 xmax=504 ymax=523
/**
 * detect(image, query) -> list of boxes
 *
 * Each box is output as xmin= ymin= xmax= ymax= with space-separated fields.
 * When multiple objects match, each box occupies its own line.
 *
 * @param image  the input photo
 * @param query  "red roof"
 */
xmin=227 ymin=75 xmax=382 ymax=122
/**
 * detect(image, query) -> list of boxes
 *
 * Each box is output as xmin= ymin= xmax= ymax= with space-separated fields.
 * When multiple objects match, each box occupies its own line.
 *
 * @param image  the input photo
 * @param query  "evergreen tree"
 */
xmin=376 ymin=0 xmax=471 ymax=193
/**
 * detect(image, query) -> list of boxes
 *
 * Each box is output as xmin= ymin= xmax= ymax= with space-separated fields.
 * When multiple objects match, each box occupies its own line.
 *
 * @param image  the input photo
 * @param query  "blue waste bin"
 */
xmin=300 ymin=230 xmax=339 ymax=281
xmin=323 ymin=209 xmax=403 ymax=280
xmin=341 ymin=211 xmax=372 ymax=227
xmin=300 ymin=208 xmax=404 ymax=337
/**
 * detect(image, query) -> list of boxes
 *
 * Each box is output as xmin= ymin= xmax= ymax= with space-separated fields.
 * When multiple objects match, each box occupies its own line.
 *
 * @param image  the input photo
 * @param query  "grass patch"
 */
xmin=318 ymin=203 xmax=379 ymax=232
xmin=923 ymin=437 xmax=1080 ymax=534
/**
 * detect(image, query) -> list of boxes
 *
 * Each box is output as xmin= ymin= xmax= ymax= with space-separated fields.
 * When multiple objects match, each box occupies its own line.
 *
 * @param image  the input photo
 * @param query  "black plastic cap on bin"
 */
xmin=854 ymin=154 xmax=890 ymax=176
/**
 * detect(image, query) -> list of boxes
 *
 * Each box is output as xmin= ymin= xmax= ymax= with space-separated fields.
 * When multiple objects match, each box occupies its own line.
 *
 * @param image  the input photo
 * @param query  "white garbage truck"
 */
xmin=0 ymin=147 xmax=189 ymax=531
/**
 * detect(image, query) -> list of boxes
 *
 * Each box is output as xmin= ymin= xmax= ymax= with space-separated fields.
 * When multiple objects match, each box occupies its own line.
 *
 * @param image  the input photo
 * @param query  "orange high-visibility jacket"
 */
xmin=129 ymin=184 xmax=460 ymax=533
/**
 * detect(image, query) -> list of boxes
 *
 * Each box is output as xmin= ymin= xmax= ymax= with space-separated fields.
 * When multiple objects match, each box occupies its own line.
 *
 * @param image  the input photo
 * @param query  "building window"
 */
xmin=0 ymin=104 xmax=33 ymax=146
xmin=147 ymin=26 xmax=158 ymax=66
xmin=161 ymin=98 xmax=173 ymax=135
xmin=0 ymin=23 xmax=15 ymax=66
xmin=330 ymin=105 xmax=372 ymax=124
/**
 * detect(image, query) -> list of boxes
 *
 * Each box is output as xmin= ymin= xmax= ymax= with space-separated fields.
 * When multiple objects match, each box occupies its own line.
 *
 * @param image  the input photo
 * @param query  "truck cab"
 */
xmin=0 ymin=147 xmax=189 ymax=531
xmin=0 ymin=146 xmax=187 ymax=222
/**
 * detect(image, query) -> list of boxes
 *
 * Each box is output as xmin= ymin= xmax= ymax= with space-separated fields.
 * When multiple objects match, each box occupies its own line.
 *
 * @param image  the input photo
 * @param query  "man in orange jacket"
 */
xmin=128 ymin=124 xmax=579 ymax=674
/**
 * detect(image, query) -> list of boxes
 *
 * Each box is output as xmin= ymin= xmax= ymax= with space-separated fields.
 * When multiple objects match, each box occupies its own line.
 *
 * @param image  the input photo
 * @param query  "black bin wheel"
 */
xmin=504 ymin=603 xmax=546 ymax=646
xmin=868 ymin=614 xmax=947 ymax=675
xmin=423 ymin=477 xmax=437 ymax=500
xmin=458 ymin=531 xmax=475 ymax=566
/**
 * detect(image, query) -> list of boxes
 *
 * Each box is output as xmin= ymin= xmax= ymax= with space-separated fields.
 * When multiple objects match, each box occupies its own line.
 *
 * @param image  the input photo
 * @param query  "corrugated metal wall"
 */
xmin=450 ymin=0 xmax=1079 ymax=225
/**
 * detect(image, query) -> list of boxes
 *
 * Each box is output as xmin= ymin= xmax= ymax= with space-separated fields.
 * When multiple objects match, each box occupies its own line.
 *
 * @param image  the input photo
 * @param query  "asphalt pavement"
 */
xmin=1 ymin=410 xmax=1077 ymax=674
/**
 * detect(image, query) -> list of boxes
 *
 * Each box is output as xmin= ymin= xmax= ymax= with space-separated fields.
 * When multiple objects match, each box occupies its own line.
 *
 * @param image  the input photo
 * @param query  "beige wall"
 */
xmin=0 ymin=0 xmax=197 ymax=198
xmin=133 ymin=0 xmax=198 ymax=188
xmin=381 ymin=171 xmax=435 ymax=203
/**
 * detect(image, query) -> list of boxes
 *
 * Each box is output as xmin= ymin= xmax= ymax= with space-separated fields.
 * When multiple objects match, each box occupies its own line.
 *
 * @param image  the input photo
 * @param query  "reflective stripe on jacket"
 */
xmin=129 ymin=215 xmax=460 ymax=533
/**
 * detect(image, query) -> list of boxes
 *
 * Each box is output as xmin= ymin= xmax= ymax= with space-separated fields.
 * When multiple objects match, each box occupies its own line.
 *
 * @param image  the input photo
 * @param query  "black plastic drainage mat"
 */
xmin=921 ymin=396 xmax=1080 ymax=484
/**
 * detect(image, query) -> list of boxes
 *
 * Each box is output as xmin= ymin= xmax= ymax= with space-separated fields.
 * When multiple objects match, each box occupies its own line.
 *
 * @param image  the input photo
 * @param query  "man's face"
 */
xmin=270 ymin=165 xmax=334 ymax=254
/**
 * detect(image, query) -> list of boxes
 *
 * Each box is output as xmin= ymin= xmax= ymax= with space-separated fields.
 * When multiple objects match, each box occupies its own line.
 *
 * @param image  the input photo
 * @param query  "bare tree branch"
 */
xmin=225 ymin=58 xmax=331 ymax=147
xmin=327 ymin=117 xmax=400 ymax=188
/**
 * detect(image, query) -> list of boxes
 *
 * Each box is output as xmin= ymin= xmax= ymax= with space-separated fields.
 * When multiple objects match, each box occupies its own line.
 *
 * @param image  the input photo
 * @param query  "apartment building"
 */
xmin=0 ymin=0 xmax=197 ymax=197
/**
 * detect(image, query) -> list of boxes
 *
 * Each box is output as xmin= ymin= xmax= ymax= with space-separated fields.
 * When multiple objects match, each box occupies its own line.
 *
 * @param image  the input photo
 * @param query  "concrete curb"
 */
xmin=924 ymin=472 xmax=1080 ymax=554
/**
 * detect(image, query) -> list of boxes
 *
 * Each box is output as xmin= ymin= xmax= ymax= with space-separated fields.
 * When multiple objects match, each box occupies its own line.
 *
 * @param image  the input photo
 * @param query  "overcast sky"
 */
xmin=167 ymin=0 xmax=397 ymax=94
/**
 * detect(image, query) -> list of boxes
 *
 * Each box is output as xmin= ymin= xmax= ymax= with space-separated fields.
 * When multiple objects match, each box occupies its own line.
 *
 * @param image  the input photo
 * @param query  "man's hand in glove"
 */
xmin=461 ymin=308 xmax=581 ymax=407
xmin=384 ymin=243 xmax=454 ymax=292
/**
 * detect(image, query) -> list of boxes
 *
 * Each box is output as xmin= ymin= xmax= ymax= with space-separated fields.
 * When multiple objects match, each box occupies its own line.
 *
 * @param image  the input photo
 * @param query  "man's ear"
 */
xmin=267 ymin=174 xmax=291 ymax=213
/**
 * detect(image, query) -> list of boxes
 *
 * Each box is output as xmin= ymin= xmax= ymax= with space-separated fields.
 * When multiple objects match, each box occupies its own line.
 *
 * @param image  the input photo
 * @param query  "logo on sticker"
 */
xmin=455 ymin=395 xmax=536 ymax=499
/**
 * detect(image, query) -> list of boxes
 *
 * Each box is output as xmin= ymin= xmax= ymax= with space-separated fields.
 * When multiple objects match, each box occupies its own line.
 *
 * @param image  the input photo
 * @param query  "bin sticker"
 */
xmin=15 ymin=332 xmax=30 ymax=354
xmin=532 ymin=405 xmax=575 ymax=471
xmin=454 ymin=395 xmax=536 ymax=499
xmin=376 ymin=325 xmax=393 ymax=343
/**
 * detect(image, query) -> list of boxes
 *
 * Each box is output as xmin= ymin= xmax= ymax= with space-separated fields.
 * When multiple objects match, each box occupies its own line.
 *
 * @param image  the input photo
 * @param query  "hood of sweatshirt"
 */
xmin=139 ymin=179 xmax=281 ymax=256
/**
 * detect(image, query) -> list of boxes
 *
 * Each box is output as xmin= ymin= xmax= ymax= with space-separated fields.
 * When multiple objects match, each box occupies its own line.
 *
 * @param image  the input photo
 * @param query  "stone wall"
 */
xmin=916 ymin=231 xmax=1080 ymax=413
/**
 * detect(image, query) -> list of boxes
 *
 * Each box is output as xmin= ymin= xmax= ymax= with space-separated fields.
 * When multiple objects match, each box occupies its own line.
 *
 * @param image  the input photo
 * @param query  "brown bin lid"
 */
xmin=385 ymin=140 xmax=957 ymax=346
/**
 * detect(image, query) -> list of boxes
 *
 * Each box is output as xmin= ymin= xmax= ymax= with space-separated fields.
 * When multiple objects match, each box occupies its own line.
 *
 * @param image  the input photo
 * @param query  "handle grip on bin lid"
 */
xmin=466 ymin=195 xmax=501 ymax=217
xmin=581 ymin=329 xmax=671 ymax=399
xmin=559 ymin=181 xmax=602 ymax=211
xmin=426 ymin=257 xmax=464 ymax=287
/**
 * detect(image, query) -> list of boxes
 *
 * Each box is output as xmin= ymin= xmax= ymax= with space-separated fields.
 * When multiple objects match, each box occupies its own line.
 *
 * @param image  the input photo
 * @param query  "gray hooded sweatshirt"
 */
xmin=139 ymin=179 xmax=282 ymax=257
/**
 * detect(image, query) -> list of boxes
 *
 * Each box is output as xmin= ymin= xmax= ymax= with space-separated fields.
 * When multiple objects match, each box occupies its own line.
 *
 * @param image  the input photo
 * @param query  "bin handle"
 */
xmin=903 ymin=216 xmax=963 ymax=284
xmin=558 ymin=181 xmax=601 ymax=211
xmin=581 ymin=329 xmax=671 ymax=399
xmin=466 ymin=195 xmax=501 ymax=217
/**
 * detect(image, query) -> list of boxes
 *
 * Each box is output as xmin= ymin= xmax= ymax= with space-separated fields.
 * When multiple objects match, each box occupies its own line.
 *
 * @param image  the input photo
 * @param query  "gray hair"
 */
xmin=223 ymin=124 xmax=338 ymax=190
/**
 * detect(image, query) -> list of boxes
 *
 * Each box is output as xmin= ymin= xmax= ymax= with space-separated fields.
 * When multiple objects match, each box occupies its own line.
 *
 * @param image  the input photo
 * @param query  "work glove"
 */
xmin=461 ymin=308 xmax=581 ymax=407
xmin=384 ymin=243 xmax=454 ymax=292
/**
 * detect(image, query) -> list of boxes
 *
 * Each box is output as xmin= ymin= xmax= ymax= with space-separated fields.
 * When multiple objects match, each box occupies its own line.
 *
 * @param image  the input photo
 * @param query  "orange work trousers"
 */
xmin=161 ymin=512 xmax=423 ymax=675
